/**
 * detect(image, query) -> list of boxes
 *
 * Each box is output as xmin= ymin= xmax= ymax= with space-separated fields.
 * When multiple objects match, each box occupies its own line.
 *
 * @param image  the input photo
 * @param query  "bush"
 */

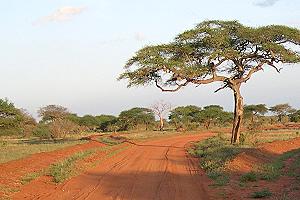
xmin=240 ymin=171 xmax=258 ymax=182
xmin=250 ymin=189 xmax=272 ymax=198
xmin=32 ymin=124 xmax=51 ymax=139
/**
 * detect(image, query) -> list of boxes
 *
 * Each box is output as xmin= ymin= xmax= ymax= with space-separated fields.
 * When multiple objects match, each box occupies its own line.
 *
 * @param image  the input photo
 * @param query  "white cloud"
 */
xmin=34 ymin=6 xmax=86 ymax=25
xmin=254 ymin=0 xmax=281 ymax=7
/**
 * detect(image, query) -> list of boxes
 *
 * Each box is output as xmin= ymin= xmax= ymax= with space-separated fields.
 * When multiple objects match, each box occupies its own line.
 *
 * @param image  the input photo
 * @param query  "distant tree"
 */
xmin=118 ymin=107 xmax=155 ymax=131
xmin=244 ymin=104 xmax=268 ymax=123
xmin=150 ymin=100 xmax=171 ymax=131
xmin=20 ymin=109 xmax=37 ymax=137
xmin=66 ymin=113 xmax=81 ymax=125
xmin=95 ymin=115 xmax=118 ymax=131
xmin=49 ymin=119 xmax=79 ymax=139
xmin=197 ymin=105 xmax=232 ymax=129
xmin=119 ymin=20 xmax=300 ymax=144
xmin=38 ymin=105 xmax=69 ymax=123
xmin=0 ymin=98 xmax=24 ymax=134
xmin=79 ymin=115 xmax=99 ymax=130
xmin=289 ymin=110 xmax=300 ymax=122
xmin=169 ymin=105 xmax=201 ymax=130
xmin=269 ymin=103 xmax=296 ymax=123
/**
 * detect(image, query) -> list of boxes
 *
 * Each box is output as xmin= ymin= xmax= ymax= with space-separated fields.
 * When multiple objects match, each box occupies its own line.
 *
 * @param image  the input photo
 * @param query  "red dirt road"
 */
xmin=14 ymin=133 xmax=214 ymax=200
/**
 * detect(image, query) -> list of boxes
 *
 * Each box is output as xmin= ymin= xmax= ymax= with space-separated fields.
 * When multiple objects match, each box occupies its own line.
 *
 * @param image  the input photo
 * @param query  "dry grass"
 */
xmin=0 ymin=139 xmax=87 ymax=163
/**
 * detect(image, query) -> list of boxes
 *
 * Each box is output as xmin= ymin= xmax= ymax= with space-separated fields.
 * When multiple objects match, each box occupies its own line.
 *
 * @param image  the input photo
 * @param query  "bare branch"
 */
xmin=266 ymin=61 xmax=282 ymax=73
xmin=155 ymin=80 xmax=189 ymax=92
xmin=241 ymin=62 xmax=265 ymax=83
xmin=214 ymin=84 xmax=229 ymax=93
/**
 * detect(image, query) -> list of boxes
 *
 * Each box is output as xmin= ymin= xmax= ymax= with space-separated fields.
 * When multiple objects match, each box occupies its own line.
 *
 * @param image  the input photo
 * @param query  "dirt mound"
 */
xmin=227 ymin=137 xmax=300 ymax=173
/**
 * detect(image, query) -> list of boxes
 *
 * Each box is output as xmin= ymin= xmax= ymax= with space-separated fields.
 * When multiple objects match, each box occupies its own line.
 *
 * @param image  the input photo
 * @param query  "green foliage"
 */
xmin=96 ymin=115 xmax=118 ymax=131
xmin=289 ymin=110 xmax=300 ymax=122
xmin=118 ymin=107 xmax=155 ymax=131
xmin=38 ymin=105 xmax=69 ymax=123
xmin=32 ymin=124 xmax=51 ymax=139
xmin=244 ymin=104 xmax=268 ymax=124
xmin=169 ymin=105 xmax=201 ymax=130
xmin=269 ymin=103 xmax=296 ymax=122
xmin=21 ymin=171 xmax=43 ymax=185
xmin=120 ymin=20 xmax=300 ymax=89
xmin=0 ymin=98 xmax=24 ymax=135
xmin=240 ymin=171 xmax=258 ymax=182
xmin=259 ymin=148 xmax=300 ymax=181
xmin=97 ymin=136 xmax=123 ymax=146
xmin=190 ymin=134 xmax=240 ymax=185
xmin=197 ymin=105 xmax=233 ymax=129
xmin=250 ymin=189 xmax=272 ymax=198
xmin=48 ymin=150 xmax=95 ymax=183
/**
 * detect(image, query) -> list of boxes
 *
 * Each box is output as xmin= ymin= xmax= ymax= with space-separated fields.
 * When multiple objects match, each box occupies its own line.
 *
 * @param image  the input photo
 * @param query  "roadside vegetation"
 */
xmin=189 ymin=130 xmax=300 ymax=198
xmin=0 ymin=139 xmax=86 ymax=163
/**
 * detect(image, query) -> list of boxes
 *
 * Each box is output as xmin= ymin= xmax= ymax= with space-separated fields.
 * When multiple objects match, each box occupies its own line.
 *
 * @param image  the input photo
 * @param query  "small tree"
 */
xmin=118 ymin=107 xmax=155 ymax=131
xmin=289 ymin=110 xmax=300 ymax=122
xmin=38 ymin=105 xmax=69 ymax=123
xmin=269 ymin=103 xmax=296 ymax=123
xmin=0 ymin=98 xmax=24 ymax=135
xmin=197 ymin=105 xmax=232 ymax=129
xmin=169 ymin=105 xmax=201 ymax=130
xmin=150 ymin=100 xmax=171 ymax=131
xmin=20 ymin=109 xmax=37 ymax=137
xmin=244 ymin=104 xmax=268 ymax=123
xmin=119 ymin=20 xmax=300 ymax=144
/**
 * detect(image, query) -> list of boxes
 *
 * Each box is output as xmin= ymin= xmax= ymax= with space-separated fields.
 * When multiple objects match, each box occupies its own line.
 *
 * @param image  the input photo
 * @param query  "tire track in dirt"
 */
xmin=13 ymin=132 xmax=214 ymax=200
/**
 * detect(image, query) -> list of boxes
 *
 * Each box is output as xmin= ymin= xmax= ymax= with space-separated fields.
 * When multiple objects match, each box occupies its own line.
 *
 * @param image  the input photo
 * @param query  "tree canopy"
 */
xmin=119 ymin=20 xmax=300 ymax=143
xmin=118 ymin=107 xmax=155 ymax=131
xmin=0 ymin=98 xmax=24 ymax=130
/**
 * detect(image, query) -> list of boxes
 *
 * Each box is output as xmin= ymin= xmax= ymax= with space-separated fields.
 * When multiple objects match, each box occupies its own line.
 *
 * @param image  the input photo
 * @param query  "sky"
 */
xmin=1 ymin=0 xmax=300 ymax=118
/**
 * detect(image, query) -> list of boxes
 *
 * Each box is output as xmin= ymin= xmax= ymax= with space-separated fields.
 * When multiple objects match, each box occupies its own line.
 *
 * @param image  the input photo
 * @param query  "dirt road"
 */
xmin=14 ymin=133 xmax=214 ymax=200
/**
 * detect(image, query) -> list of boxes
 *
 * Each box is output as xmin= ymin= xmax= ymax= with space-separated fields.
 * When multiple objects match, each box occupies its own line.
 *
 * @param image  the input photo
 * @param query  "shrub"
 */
xmin=240 ymin=171 xmax=258 ymax=182
xmin=32 ymin=124 xmax=51 ymax=139
xmin=250 ymin=189 xmax=272 ymax=198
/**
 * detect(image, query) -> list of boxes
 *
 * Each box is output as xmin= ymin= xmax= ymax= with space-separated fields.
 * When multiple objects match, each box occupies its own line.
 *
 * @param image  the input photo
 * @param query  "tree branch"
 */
xmin=214 ymin=84 xmax=229 ymax=93
xmin=155 ymin=80 xmax=189 ymax=92
xmin=241 ymin=62 xmax=265 ymax=83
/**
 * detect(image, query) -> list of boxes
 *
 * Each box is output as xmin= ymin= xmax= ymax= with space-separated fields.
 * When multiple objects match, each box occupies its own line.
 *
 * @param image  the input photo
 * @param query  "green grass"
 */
xmin=97 ymin=136 xmax=123 ymax=145
xmin=240 ymin=171 xmax=258 ymax=182
xmin=119 ymin=130 xmax=201 ymax=141
xmin=48 ymin=149 xmax=96 ymax=183
xmin=48 ymin=145 xmax=128 ymax=183
xmin=0 ymin=139 xmax=86 ymax=163
xmin=189 ymin=133 xmax=241 ymax=186
xmin=250 ymin=188 xmax=272 ymax=198
xmin=259 ymin=148 xmax=300 ymax=181
xmin=20 ymin=170 xmax=44 ymax=185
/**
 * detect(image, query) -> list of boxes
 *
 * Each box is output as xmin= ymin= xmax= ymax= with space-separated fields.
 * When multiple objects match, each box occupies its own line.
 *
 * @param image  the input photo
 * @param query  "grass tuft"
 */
xmin=250 ymin=188 xmax=272 ymax=198
xmin=240 ymin=171 xmax=258 ymax=182
xmin=189 ymin=133 xmax=240 ymax=186
xmin=20 ymin=171 xmax=44 ymax=185
xmin=48 ymin=149 xmax=95 ymax=183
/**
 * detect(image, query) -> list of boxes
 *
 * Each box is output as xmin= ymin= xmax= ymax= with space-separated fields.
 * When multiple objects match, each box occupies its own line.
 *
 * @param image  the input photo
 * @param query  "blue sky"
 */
xmin=1 ymin=0 xmax=300 ymax=117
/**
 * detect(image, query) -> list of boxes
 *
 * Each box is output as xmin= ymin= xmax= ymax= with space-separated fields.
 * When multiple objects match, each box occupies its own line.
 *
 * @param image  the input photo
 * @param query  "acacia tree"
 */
xmin=150 ymin=100 xmax=171 ymax=131
xmin=38 ymin=105 xmax=69 ymax=123
xmin=244 ymin=104 xmax=268 ymax=123
xmin=269 ymin=103 xmax=296 ymax=123
xmin=119 ymin=20 xmax=300 ymax=144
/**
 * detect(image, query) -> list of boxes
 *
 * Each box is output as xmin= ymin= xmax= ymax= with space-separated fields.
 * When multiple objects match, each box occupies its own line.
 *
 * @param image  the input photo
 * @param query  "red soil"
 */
xmin=223 ymin=137 xmax=300 ymax=200
xmin=12 ymin=133 xmax=214 ymax=200
xmin=0 ymin=140 xmax=105 ymax=198
xmin=227 ymin=137 xmax=300 ymax=173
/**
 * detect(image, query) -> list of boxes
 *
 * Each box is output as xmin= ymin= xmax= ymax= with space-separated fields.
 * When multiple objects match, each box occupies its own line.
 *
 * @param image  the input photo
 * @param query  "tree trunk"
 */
xmin=159 ymin=115 xmax=164 ymax=131
xmin=231 ymin=85 xmax=244 ymax=144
